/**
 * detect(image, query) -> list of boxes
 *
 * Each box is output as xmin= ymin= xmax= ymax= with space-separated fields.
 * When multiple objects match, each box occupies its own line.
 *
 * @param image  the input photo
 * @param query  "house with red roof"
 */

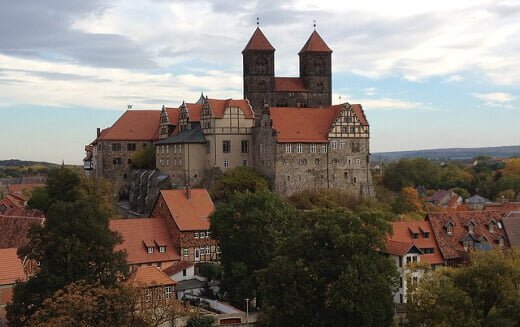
xmin=384 ymin=221 xmax=444 ymax=304
xmin=127 ymin=266 xmax=176 ymax=308
xmin=0 ymin=248 xmax=27 ymax=325
xmin=151 ymin=189 xmax=217 ymax=263
xmin=254 ymin=102 xmax=373 ymax=196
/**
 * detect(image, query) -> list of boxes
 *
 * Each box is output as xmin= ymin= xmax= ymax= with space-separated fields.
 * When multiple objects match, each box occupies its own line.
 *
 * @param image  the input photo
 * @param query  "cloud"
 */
xmin=472 ymin=92 xmax=515 ymax=108
xmin=444 ymin=75 xmax=464 ymax=82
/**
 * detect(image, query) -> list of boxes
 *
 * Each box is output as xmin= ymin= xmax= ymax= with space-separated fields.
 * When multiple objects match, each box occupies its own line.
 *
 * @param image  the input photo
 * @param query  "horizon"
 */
xmin=1 ymin=0 xmax=519 ymax=164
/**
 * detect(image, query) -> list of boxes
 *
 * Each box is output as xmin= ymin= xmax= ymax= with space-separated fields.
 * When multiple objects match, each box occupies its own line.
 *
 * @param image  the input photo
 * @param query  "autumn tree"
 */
xmin=260 ymin=209 xmax=398 ymax=327
xmin=210 ymin=166 xmax=269 ymax=202
xmin=392 ymin=186 xmax=424 ymax=216
xmin=130 ymin=146 xmax=156 ymax=170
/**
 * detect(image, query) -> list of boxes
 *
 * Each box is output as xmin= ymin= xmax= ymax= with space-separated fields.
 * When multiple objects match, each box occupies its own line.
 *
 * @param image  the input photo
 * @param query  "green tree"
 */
xmin=210 ymin=191 xmax=295 ymax=308
xmin=382 ymin=158 xmax=442 ymax=191
xmin=198 ymin=263 xmax=223 ymax=282
xmin=186 ymin=316 xmax=215 ymax=327
xmin=131 ymin=146 xmax=156 ymax=170
xmin=260 ymin=209 xmax=398 ymax=327
xmin=27 ymin=167 xmax=80 ymax=212
xmin=408 ymin=249 xmax=520 ymax=326
xmin=210 ymin=166 xmax=269 ymax=202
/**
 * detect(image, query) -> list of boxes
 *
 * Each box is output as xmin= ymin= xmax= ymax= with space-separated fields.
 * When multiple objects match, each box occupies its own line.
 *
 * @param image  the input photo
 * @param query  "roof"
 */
xmin=206 ymin=98 xmax=255 ymax=119
xmin=387 ymin=221 xmax=444 ymax=265
xmin=175 ymin=278 xmax=205 ymax=292
xmin=274 ymin=77 xmax=308 ymax=92
xmin=484 ymin=202 xmax=520 ymax=213
xmin=166 ymin=107 xmax=180 ymax=125
xmin=110 ymin=218 xmax=180 ymax=265
xmin=159 ymin=189 xmax=215 ymax=231
xmin=299 ymin=30 xmax=332 ymax=54
xmin=185 ymin=103 xmax=203 ymax=122
xmin=467 ymin=195 xmax=490 ymax=204
xmin=502 ymin=212 xmax=520 ymax=247
xmin=0 ymin=286 xmax=13 ymax=306
xmin=0 ymin=248 xmax=26 ymax=285
xmin=427 ymin=211 xmax=507 ymax=260
xmin=127 ymin=266 xmax=175 ymax=287
xmin=7 ymin=184 xmax=44 ymax=195
xmin=97 ymin=110 xmax=161 ymax=141
xmin=385 ymin=240 xmax=418 ymax=256
xmin=0 ymin=216 xmax=45 ymax=249
xmin=243 ymin=27 xmax=275 ymax=52
xmin=155 ymin=124 xmax=206 ymax=145
xmin=163 ymin=260 xmax=195 ymax=276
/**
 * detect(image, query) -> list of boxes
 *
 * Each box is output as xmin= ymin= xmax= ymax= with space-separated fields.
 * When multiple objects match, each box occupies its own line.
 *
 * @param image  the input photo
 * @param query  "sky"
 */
xmin=0 ymin=0 xmax=519 ymax=164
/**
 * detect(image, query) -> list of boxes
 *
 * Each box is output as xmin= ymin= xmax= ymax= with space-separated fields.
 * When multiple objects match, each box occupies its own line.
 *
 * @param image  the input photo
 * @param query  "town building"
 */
xmin=428 ymin=189 xmax=463 ymax=209
xmin=0 ymin=248 xmax=27 ymax=325
xmin=127 ymin=266 xmax=177 ymax=309
xmin=502 ymin=211 xmax=520 ymax=248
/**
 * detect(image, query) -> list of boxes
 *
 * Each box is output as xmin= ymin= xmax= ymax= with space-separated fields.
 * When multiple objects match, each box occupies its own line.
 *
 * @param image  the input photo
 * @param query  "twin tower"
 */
xmin=242 ymin=27 xmax=333 ymax=114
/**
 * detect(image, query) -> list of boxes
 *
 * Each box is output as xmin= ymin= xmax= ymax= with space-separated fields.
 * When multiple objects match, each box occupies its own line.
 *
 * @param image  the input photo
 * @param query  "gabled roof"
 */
xmin=7 ymin=184 xmax=44 ymax=195
xmin=0 ymin=216 xmax=45 ymax=249
xmin=502 ymin=212 xmax=520 ymax=247
xmin=0 ymin=248 xmax=26 ymax=285
xmin=206 ymin=98 xmax=255 ymax=119
xmin=274 ymin=77 xmax=308 ymax=92
xmin=243 ymin=27 xmax=275 ymax=52
xmin=299 ymin=30 xmax=332 ymax=54
xmin=163 ymin=260 xmax=195 ymax=277
xmin=110 ymin=218 xmax=180 ymax=265
xmin=385 ymin=240 xmax=420 ymax=256
xmin=185 ymin=103 xmax=203 ymax=122
xmin=127 ymin=266 xmax=175 ymax=287
xmin=97 ymin=110 xmax=161 ymax=141
xmin=467 ymin=195 xmax=490 ymax=204
xmin=165 ymin=107 xmax=180 ymax=125
xmin=158 ymin=189 xmax=215 ymax=231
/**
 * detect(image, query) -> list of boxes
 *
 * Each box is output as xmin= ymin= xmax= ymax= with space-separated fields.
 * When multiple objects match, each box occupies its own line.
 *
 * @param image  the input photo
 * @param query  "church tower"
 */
xmin=243 ymin=27 xmax=275 ymax=116
xmin=299 ymin=30 xmax=332 ymax=107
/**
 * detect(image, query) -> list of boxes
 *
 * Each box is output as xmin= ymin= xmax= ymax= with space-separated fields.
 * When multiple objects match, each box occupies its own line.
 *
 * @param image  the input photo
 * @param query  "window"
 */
xmin=166 ymin=145 xmax=169 ymax=154
xmin=340 ymin=140 xmax=346 ymax=149
xmin=468 ymin=224 xmax=474 ymax=233
xmin=298 ymin=159 xmax=307 ymax=165
xmin=178 ymin=145 xmax=182 ymax=154
xmin=344 ymin=172 xmax=348 ymax=179
xmin=321 ymin=145 xmax=327 ymax=153
xmin=165 ymin=159 xmax=169 ymax=166
xmin=127 ymin=143 xmax=136 ymax=151
xmin=183 ymin=248 xmax=189 ymax=257
xmin=412 ymin=233 xmax=419 ymax=239
xmin=159 ymin=246 xmax=166 ymax=253
xmin=174 ymin=145 xmax=177 ymax=154
xmin=332 ymin=159 xmax=338 ymax=165
xmin=241 ymin=140 xmax=249 ymax=153
xmin=315 ymin=158 xmax=320 ymax=165
xmin=161 ymin=146 xmax=165 ymax=154
xmin=206 ymin=141 xmax=211 ymax=154
xmin=112 ymin=143 xmax=121 ymax=151
xmin=147 ymin=247 xmax=154 ymax=254
xmin=447 ymin=226 xmax=453 ymax=235
xmin=296 ymin=143 xmax=303 ymax=153
xmin=156 ymin=146 xmax=160 ymax=154
xmin=164 ymin=286 xmax=172 ymax=299
xmin=400 ymin=277 xmax=403 ymax=288
xmin=310 ymin=144 xmax=317 ymax=153
xmin=353 ymin=177 xmax=357 ymax=184
xmin=350 ymin=127 xmax=356 ymax=133
xmin=224 ymin=160 xmax=229 ymax=168
xmin=356 ymin=159 xmax=361 ymax=166
xmin=127 ymin=158 xmax=132 ymax=165
xmin=398 ymin=256 xmax=402 ymax=268
xmin=206 ymin=231 xmax=211 ymax=238
xmin=173 ymin=158 xmax=177 ymax=166
xmin=145 ymin=289 xmax=152 ymax=302
xmin=206 ymin=245 xmax=210 ymax=253
xmin=242 ymin=159 xmax=248 ymax=167
xmin=499 ymin=238 xmax=505 ymax=247
xmin=331 ymin=141 xmax=337 ymax=149
xmin=112 ymin=157 xmax=122 ymax=165
xmin=489 ymin=223 xmax=495 ymax=233
xmin=223 ymin=140 xmax=231 ymax=153
xmin=285 ymin=144 xmax=292 ymax=153
xmin=183 ymin=269 xmax=187 ymax=277
xmin=200 ymin=247 xmax=205 ymax=255
xmin=194 ymin=232 xmax=199 ymax=239
xmin=424 ymin=232 xmax=430 ymax=239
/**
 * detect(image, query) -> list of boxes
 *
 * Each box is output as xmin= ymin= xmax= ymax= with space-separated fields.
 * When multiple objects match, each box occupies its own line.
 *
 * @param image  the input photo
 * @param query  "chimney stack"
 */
xmin=185 ymin=184 xmax=192 ymax=200
xmin=97 ymin=128 xmax=101 ymax=137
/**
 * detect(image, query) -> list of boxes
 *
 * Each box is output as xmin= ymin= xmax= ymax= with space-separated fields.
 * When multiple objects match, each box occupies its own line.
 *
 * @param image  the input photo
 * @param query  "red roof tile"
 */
xmin=97 ymin=110 xmax=161 ymax=141
xmin=166 ymin=108 xmax=180 ymax=125
xmin=299 ymin=30 xmax=332 ymax=54
xmin=163 ymin=260 xmax=194 ymax=277
xmin=385 ymin=240 xmax=415 ymax=256
xmin=186 ymin=103 xmax=203 ymax=122
xmin=0 ymin=286 xmax=13 ymax=306
xmin=0 ymin=248 xmax=26 ymax=285
xmin=7 ymin=184 xmax=44 ymax=195
xmin=207 ymin=98 xmax=255 ymax=119
xmin=274 ymin=77 xmax=308 ymax=92
xmin=0 ymin=216 xmax=45 ymax=249
xmin=243 ymin=27 xmax=275 ymax=52
xmin=159 ymin=189 xmax=215 ymax=231
xmin=110 ymin=218 xmax=180 ymax=265
xmin=387 ymin=221 xmax=444 ymax=265
xmin=127 ymin=266 xmax=175 ymax=287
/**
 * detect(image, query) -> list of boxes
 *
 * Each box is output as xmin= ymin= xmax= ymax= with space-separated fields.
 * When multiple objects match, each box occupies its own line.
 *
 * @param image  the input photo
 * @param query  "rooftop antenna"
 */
xmin=256 ymin=17 xmax=259 ymax=26
xmin=313 ymin=19 xmax=316 ymax=30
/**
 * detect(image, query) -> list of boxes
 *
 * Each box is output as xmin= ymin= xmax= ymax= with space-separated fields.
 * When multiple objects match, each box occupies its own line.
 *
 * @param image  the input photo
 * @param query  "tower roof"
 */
xmin=243 ymin=27 xmax=275 ymax=52
xmin=299 ymin=30 xmax=332 ymax=54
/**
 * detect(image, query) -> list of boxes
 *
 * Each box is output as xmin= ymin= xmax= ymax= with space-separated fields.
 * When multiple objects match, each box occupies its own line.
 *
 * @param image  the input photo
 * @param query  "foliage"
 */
xmin=130 ymin=146 xmax=156 ymax=170
xmin=391 ymin=186 xmax=424 ymax=215
xmin=129 ymin=286 xmax=189 ymax=327
xmin=451 ymin=187 xmax=470 ymax=199
xmin=503 ymin=158 xmax=520 ymax=177
xmin=27 ymin=167 xmax=80 ymax=212
xmin=407 ymin=249 xmax=520 ymax=327
xmin=260 ymin=208 xmax=398 ymax=327
xmin=382 ymin=158 xmax=443 ymax=191
xmin=186 ymin=315 xmax=215 ymax=327
xmin=210 ymin=191 xmax=295 ymax=308
xmin=198 ymin=263 xmax=223 ymax=282
xmin=7 ymin=167 xmax=128 ymax=326
xmin=496 ymin=189 xmax=517 ymax=202
xmin=210 ymin=166 xmax=270 ymax=202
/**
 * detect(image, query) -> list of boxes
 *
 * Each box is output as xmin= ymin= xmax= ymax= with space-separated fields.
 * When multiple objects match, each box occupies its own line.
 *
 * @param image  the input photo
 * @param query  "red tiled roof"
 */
xmin=165 ymin=108 xmax=180 ymax=125
xmin=274 ymin=77 xmax=308 ymax=92
xmin=351 ymin=104 xmax=368 ymax=126
xmin=110 ymin=218 xmax=180 ymax=265
xmin=387 ymin=221 xmax=444 ymax=265
xmin=7 ymin=184 xmax=44 ymax=195
xmin=0 ymin=286 xmax=13 ymax=306
xmin=299 ymin=30 xmax=332 ymax=54
xmin=427 ymin=211 xmax=507 ymax=260
xmin=207 ymin=98 xmax=255 ymax=119
xmin=163 ymin=260 xmax=194 ymax=277
xmin=97 ymin=110 xmax=161 ymax=141
xmin=385 ymin=240 xmax=415 ymax=256
xmin=502 ymin=212 xmax=520 ymax=247
xmin=186 ymin=103 xmax=203 ymax=122
xmin=159 ymin=189 xmax=215 ymax=231
xmin=484 ymin=202 xmax=520 ymax=213
xmin=0 ymin=216 xmax=45 ymax=249
xmin=0 ymin=195 xmax=25 ymax=209
xmin=243 ymin=27 xmax=275 ymax=52
xmin=127 ymin=266 xmax=175 ymax=287
xmin=0 ymin=248 xmax=26 ymax=285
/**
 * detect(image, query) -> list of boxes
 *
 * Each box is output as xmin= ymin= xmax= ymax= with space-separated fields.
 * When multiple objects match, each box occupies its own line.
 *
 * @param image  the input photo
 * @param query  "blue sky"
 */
xmin=0 ymin=0 xmax=519 ymax=164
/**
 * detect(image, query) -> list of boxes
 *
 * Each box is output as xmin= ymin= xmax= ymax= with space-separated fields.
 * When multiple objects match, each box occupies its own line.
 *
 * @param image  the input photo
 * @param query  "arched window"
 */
xmin=258 ymin=80 xmax=266 ymax=92
xmin=317 ymin=81 xmax=324 ymax=93
xmin=255 ymin=57 xmax=268 ymax=74
xmin=313 ymin=58 xmax=326 ymax=74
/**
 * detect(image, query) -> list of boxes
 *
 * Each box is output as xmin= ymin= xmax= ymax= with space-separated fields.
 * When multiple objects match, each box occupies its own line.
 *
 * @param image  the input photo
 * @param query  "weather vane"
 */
xmin=313 ymin=19 xmax=316 ymax=30
xmin=257 ymin=17 xmax=259 ymax=26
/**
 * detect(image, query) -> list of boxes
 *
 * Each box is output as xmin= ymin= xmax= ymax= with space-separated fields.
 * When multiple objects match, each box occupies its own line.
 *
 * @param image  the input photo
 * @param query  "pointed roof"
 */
xmin=299 ymin=30 xmax=332 ymax=54
xmin=243 ymin=27 xmax=275 ymax=52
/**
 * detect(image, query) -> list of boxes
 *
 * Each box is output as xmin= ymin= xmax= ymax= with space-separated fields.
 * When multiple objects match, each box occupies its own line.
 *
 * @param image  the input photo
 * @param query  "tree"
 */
xmin=503 ymin=158 xmax=520 ymax=177
xmin=382 ymin=158 xmax=442 ymax=192
xmin=27 ymin=167 xmax=80 ymax=212
xmin=131 ymin=146 xmax=156 ymax=170
xmin=407 ymin=249 xmax=520 ymax=326
xmin=186 ymin=316 xmax=215 ymax=327
xmin=260 ymin=209 xmax=398 ymax=327
xmin=210 ymin=167 xmax=269 ymax=202
xmin=392 ymin=186 xmax=424 ymax=215
xmin=209 ymin=191 xmax=295 ymax=308
xmin=7 ymin=167 xmax=128 ymax=326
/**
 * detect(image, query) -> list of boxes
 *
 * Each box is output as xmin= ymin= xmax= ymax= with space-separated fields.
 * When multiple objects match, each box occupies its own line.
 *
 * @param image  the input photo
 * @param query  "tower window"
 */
xmin=255 ymin=57 xmax=268 ymax=74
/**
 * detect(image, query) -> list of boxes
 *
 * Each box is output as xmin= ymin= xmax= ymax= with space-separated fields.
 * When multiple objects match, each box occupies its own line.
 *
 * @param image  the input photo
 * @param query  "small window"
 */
xmin=183 ymin=269 xmax=187 ymax=277
xmin=412 ymin=233 xmax=419 ymax=239
xmin=127 ymin=143 xmax=136 ymax=151
xmin=340 ymin=140 xmax=346 ymax=149
xmin=242 ymin=159 xmax=248 ymax=167
xmin=356 ymin=159 xmax=361 ymax=166
xmin=223 ymin=140 xmax=231 ymax=153
xmin=331 ymin=141 xmax=337 ymax=149
xmin=241 ymin=140 xmax=249 ymax=153
xmin=332 ymin=159 xmax=338 ymax=165
xmin=206 ymin=231 xmax=211 ymax=238
xmin=216 ymin=246 xmax=221 ymax=253
xmin=424 ymin=232 xmax=430 ymax=239
xmin=310 ymin=144 xmax=317 ymax=153
xmin=164 ymin=286 xmax=172 ymax=299
xmin=489 ymin=223 xmax=495 ymax=233
xmin=166 ymin=145 xmax=169 ymax=154
xmin=200 ymin=247 xmax=205 ymax=255
xmin=147 ymin=247 xmax=154 ymax=254
xmin=159 ymin=246 xmax=166 ymax=253
xmin=224 ymin=160 xmax=229 ymax=168
xmin=145 ymin=289 xmax=152 ymax=302
xmin=447 ymin=226 xmax=453 ymax=235
xmin=344 ymin=171 xmax=348 ymax=179
xmin=206 ymin=245 xmax=210 ymax=253
xmin=206 ymin=141 xmax=211 ymax=154
xmin=194 ymin=232 xmax=199 ymax=239
xmin=296 ymin=143 xmax=303 ymax=153
xmin=183 ymin=248 xmax=189 ymax=257
xmin=321 ymin=145 xmax=327 ymax=153
xmin=315 ymin=158 xmax=320 ymax=165
xmin=112 ymin=143 xmax=121 ymax=151
xmin=285 ymin=144 xmax=292 ymax=153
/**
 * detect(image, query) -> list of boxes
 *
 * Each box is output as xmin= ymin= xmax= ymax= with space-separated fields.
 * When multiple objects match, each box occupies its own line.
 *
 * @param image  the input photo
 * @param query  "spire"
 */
xmin=242 ymin=27 xmax=275 ymax=53
xmin=299 ymin=30 xmax=332 ymax=54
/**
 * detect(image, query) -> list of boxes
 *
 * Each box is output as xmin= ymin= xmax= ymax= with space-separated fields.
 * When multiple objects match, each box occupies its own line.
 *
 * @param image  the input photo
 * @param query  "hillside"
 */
xmin=0 ymin=159 xmax=58 ymax=167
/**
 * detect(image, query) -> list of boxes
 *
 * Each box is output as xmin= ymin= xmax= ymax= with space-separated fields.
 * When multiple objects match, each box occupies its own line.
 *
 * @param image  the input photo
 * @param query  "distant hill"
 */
xmin=0 ymin=159 xmax=58 ymax=167
xmin=373 ymin=145 xmax=520 ymax=162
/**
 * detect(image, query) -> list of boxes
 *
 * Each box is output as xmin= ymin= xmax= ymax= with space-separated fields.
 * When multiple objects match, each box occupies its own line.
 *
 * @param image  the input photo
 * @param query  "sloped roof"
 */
xmin=7 ymin=184 xmax=44 ymax=195
xmin=387 ymin=221 xmax=444 ymax=265
xmin=427 ymin=211 xmax=507 ymax=260
xmin=97 ymin=110 xmax=161 ymax=141
xmin=206 ymin=98 xmax=255 ymax=119
xmin=243 ymin=27 xmax=275 ymax=52
xmin=127 ymin=266 xmax=175 ymax=287
xmin=502 ymin=212 xmax=520 ymax=247
xmin=163 ymin=260 xmax=195 ymax=276
xmin=110 ymin=218 xmax=180 ymax=265
xmin=467 ymin=195 xmax=490 ymax=204
xmin=385 ymin=240 xmax=417 ymax=256
xmin=156 ymin=124 xmax=206 ymax=145
xmin=0 ymin=216 xmax=45 ymax=249
xmin=159 ymin=189 xmax=215 ymax=231
xmin=185 ymin=103 xmax=203 ymax=122
xmin=274 ymin=77 xmax=308 ymax=92
xmin=484 ymin=202 xmax=520 ymax=213
xmin=166 ymin=107 xmax=180 ymax=125
xmin=299 ymin=30 xmax=332 ymax=54
xmin=0 ymin=248 xmax=26 ymax=285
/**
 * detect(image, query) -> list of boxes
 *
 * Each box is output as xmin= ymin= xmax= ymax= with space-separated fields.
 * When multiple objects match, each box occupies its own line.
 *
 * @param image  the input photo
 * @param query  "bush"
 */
xmin=130 ymin=147 xmax=156 ymax=170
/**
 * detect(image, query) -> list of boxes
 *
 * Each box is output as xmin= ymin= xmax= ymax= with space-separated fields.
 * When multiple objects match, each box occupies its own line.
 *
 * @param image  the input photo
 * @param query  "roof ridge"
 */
xmin=243 ymin=27 xmax=275 ymax=52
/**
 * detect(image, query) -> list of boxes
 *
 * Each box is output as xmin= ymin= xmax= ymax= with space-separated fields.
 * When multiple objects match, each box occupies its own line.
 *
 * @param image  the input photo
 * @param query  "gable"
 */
xmin=328 ymin=104 xmax=369 ymax=138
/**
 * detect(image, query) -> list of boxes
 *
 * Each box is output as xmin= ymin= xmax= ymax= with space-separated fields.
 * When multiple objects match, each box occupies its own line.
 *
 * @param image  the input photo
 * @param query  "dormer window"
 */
xmin=488 ymin=221 xmax=496 ymax=233
xmin=447 ymin=226 xmax=453 ymax=235
xmin=423 ymin=232 xmax=430 ymax=239
xmin=194 ymin=232 xmax=199 ymax=239
xmin=498 ymin=237 xmax=505 ymax=247
xmin=468 ymin=224 xmax=474 ymax=233
xmin=147 ymin=247 xmax=154 ymax=254
xmin=159 ymin=246 xmax=166 ymax=253
xmin=412 ymin=233 xmax=419 ymax=239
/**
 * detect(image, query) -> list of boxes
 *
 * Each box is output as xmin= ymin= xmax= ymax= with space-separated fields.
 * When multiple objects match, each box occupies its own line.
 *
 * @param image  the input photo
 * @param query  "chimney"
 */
xmin=185 ymin=184 xmax=191 ymax=200
xmin=97 ymin=128 xmax=101 ymax=137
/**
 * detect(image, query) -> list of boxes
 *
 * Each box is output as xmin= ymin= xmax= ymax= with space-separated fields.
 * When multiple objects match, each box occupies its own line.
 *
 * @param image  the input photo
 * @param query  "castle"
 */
xmin=84 ymin=27 xmax=374 ymax=207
